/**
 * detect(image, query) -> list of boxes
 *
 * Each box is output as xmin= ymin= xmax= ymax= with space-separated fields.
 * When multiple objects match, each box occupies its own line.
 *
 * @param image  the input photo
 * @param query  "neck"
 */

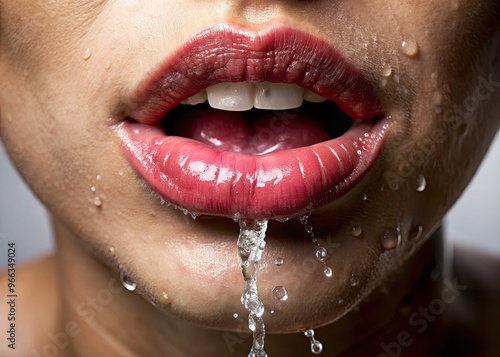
xmin=54 ymin=219 xmax=447 ymax=357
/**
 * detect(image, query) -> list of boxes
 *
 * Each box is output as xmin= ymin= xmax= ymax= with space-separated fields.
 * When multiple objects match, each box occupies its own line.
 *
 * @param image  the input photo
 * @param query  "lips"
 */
xmin=118 ymin=23 xmax=387 ymax=220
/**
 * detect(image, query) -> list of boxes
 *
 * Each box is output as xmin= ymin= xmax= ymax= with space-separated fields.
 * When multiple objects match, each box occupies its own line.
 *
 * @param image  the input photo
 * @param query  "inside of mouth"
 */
xmin=162 ymin=101 xmax=353 ymax=155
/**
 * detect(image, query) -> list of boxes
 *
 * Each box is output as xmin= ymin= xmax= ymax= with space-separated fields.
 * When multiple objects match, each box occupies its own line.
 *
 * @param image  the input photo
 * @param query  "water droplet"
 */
xmin=304 ymin=225 xmax=314 ymax=235
xmin=104 ymin=59 xmax=112 ymax=70
xmin=311 ymin=340 xmax=323 ymax=354
xmin=270 ymin=310 xmax=275 ymax=314
xmin=299 ymin=215 xmax=310 ymax=225
xmin=362 ymin=193 xmax=368 ymax=201
xmin=409 ymin=225 xmax=424 ymax=241
xmin=190 ymin=212 xmax=198 ymax=220
xmin=96 ymin=174 xmax=102 ymax=181
xmin=416 ymin=174 xmax=426 ymax=192
xmin=118 ymin=170 xmax=124 ymax=176
xmin=349 ymin=273 xmax=359 ymax=287
xmin=315 ymin=246 xmax=328 ymax=262
xmin=304 ymin=329 xmax=315 ymax=338
xmin=233 ymin=313 xmax=239 ymax=319
xmin=120 ymin=271 xmax=137 ymax=291
xmin=324 ymin=267 xmax=333 ymax=277
xmin=162 ymin=291 xmax=169 ymax=300
xmin=237 ymin=219 xmax=268 ymax=357
xmin=90 ymin=186 xmax=96 ymax=192
xmin=304 ymin=329 xmax=323 ymax=354
xmin=382 ymin=64 xmax=393 ymax=77
xmin=274 ymin=258 xmax=284 ymax=266
xmin=93 ymin=196 xmax=103 ymax=207
xmin=401 ymin=39 xmax=419 ymax=57
xmin=109 ymin=247 xmax=115 ymax=254
xmin=272 ymin=286 xmax=288 ymax=301
xmin=351 ymin=226 xmax=363 ymax=238
xmin=381 ymin=228 xmax=400 ymax=250
xmin=82 ymin=48 xmax=92 ymax=60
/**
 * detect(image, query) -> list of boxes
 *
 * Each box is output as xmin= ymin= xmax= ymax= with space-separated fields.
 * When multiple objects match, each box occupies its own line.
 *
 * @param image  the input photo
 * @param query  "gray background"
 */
xmin=1 ymin=133 xmax=499 ymax=267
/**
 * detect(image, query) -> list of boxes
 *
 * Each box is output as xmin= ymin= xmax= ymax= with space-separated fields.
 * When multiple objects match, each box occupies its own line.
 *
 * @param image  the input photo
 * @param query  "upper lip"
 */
xmin=129 ymin=22 xmax=382 ymax=124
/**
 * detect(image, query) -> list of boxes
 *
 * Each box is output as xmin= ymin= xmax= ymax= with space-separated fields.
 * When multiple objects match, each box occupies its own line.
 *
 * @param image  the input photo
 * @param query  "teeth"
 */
xmin=181 ymin=90 xmax=207 ymax=105
xmin=207 ymin=82 xmax=254 ymax=111
xmin=182 ymin=82 xmax=327 ymax=111
xmin=303 ymin=89 xmax=328 ymax=103
xmin=254 ymin=82 xmax=303 ymax=110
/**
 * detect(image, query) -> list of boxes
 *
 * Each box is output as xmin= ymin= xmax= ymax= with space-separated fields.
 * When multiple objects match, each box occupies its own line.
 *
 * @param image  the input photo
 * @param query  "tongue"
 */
xmin=169 ymin=106 xmax=329 ymax=154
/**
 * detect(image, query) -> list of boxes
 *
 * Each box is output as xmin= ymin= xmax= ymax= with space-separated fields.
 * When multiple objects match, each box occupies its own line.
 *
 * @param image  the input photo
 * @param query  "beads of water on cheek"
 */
xmin=382 ymin=64 xmax=393 ymax=78
xmin=401 ymin=39 xmax=419 ymax=57
xmin=82 ymin=48 xmax=92 ymax=60
xmin=304 ymin=329 xmax=323 ymax=354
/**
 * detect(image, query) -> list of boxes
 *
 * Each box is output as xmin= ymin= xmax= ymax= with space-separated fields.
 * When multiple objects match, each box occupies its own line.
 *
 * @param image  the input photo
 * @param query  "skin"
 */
xmin=0 ymin=0 xmax=499 ymax=356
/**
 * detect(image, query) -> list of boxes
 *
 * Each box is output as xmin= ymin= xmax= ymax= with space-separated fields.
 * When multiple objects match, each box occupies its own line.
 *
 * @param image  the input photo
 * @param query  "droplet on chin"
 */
xmin=274 ymin=258 xmax=284 ymax=266
xmin=416 ymin=174 xmax=427 ymax=192
xmin=381 ymin=228 xmax=401 ymax=250
xmin=120 ymin=271 xmax=137 ymax=292
xmin=315 ymin=246 xmax=328 ymax=262
xmin=351 ymin=226 xmax=363 ymax=238
xmin=272 ymin=286 xmax=289 ymax=301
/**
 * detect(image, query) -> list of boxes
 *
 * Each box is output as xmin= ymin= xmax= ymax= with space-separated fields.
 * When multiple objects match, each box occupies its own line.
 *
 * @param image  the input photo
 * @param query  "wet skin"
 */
xmin=0 ymin=0 xmax=499 ymax=356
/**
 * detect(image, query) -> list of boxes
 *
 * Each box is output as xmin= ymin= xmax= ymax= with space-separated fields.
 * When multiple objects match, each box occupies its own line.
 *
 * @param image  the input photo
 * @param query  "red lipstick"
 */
xmin=119 ymin=23 xmax=387 ymax=220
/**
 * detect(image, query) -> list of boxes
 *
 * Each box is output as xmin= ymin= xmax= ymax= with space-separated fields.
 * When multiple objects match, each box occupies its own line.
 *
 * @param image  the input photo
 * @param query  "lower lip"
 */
xmin=118 ymin=118 xmax=388 ymax=220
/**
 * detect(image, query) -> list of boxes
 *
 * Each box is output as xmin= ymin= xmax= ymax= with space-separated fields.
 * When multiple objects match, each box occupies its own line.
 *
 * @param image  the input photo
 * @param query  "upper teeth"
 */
xmin=181 ymin=82 xmax=327 ymax=111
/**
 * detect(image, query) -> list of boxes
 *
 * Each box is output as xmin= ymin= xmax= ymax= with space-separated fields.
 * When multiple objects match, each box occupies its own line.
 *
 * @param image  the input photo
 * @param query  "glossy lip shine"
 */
xmin=118 ymin=23 xmax=388 ymax=220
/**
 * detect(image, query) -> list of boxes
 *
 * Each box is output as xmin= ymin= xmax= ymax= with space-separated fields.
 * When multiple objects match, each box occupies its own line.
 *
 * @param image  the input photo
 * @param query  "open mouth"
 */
xmin=118 ymin=23 xmax=388 ymax=220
